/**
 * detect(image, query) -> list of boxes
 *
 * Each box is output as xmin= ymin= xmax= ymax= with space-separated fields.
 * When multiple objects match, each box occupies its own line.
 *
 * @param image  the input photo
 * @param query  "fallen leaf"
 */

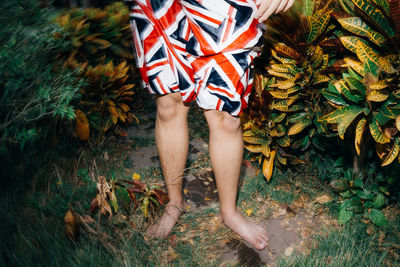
xmin=284 ymin=245 xmax=294 ymax=257
xmin=167 ymin=246 xmax=179 ymax=261
xmin=366 ymin=225 xmax=374 ymax=235
xmin=315 ymin=195 xmax=332 ymax=204
xmin=64 ymin=210 xmax=79 ymax=240
xmin=245 ymin=209 xmax=253 ymax=216
xmin=132 ymin=173 xmax=141 ymax=180
xmin=168 ymin=234 xmax=177 ymax=247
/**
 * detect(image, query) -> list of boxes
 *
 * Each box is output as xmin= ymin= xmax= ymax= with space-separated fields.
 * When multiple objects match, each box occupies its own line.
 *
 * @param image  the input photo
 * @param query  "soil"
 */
xmin=126 ymin=118 xmax=331 ymax=266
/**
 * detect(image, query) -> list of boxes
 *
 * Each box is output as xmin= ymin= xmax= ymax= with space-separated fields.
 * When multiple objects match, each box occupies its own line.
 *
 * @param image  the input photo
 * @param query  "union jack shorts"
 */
xmin=128 ymin=0 xmax=263 ymax=116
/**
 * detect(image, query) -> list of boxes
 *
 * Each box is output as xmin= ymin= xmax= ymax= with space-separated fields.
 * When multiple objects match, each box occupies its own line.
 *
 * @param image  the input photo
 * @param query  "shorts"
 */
xmin=128 ymin=0 xmax=263 ymax=116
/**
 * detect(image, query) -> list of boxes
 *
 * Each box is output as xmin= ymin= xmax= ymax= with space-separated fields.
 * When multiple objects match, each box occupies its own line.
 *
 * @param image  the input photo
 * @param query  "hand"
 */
xmin=255 ymin=0 xmax=295 ymax=23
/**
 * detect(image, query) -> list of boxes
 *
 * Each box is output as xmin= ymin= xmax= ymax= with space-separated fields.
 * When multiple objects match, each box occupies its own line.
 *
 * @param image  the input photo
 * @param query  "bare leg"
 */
xmin=147 ymin=93 xmax=189 ymax=238
xmin=204 ymin=110 xmax=268 ymax=250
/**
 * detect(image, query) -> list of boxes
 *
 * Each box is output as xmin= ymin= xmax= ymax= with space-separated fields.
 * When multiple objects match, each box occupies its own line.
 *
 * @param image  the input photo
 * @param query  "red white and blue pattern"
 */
xmin=128 ymin=0 xmax=263 ymax=115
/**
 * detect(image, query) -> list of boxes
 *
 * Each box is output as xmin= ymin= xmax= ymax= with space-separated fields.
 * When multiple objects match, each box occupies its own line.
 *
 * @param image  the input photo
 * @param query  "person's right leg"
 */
xmin=147 ymin=92 xmax=189 ymax=238
xmin=204 ymin=110 xmax=269 ymax=250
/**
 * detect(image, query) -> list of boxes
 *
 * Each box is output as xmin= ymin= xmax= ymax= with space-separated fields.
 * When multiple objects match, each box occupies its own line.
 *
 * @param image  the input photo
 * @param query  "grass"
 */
xmin=2 ymin=104 xmax=400 ymax=266
xmin=278 ymin=215 xmax=400 ymax=266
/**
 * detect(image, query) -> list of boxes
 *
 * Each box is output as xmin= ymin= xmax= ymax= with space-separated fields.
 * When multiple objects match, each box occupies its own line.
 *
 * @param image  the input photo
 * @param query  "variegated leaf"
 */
xmin=245 ymin=145 xmax=262 ymax=153
xmin=276 ymin=135 xmax=291 ymax=147
xmin=352 ymin=0 xmax=395 ymax=37
xmin=381 ymin=139 xmax=400 ymax=166
xmin=243 ymin=136 xmax=265 ymax=145
xmin=367 ymin=90 xmax=388 ymax=102
xmin=263 ymin=150 xmax=276 ymax=182
xmin=307 ymin=10 xmax=331 ymax=43
xmin=369 ymin=118 xmax=390 ymax=144
xmin=288 ymin=118 xmax=313 ymax=136
xmin=355 ymin=118 xmax=367 ymax=155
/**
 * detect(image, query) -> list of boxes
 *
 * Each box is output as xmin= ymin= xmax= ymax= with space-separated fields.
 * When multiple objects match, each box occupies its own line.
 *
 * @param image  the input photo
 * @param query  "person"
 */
xmin=128 ymin=0 xmax=294 ymax=250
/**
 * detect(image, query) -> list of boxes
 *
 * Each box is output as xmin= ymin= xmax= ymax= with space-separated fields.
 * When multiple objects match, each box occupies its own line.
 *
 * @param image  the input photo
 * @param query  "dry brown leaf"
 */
xmin=284 ymin=245 xmax=295 ymax=257
xmin=314 ymin=195 xmax=333 ymax=204
xmin=75 ymin=109 xmax=90 ymax=141
xmin=64 ymin=210 xmax=79 ymax=240
xmin=81 ymin=214 xmax=95 ymax=224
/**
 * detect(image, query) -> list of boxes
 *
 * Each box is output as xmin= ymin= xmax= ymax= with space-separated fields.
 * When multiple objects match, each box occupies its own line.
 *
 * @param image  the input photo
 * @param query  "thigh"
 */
xmin=180 ymin=0 xmax=263 ymax=116
xmin=181 ymin=0 xmax=263 ymax=56
xmin=128 ymin=1 xmax=195 ymax=100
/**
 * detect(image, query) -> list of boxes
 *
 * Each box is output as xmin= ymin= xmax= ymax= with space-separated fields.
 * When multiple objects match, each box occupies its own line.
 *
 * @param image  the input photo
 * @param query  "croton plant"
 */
xmin=244 ymin=0 xmax=400 ymax=181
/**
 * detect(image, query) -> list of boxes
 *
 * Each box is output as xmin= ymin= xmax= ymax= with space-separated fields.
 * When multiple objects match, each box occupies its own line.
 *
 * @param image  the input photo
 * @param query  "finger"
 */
xmin=258 ymin=0 xmax=281 ymax=22
xmin=283 ymin=0 xmax=295 ymax=12
xmin=256 ymin=0 xmax=272 ymax=19
xmin=275 ymin=0 xmax=288 ymax=14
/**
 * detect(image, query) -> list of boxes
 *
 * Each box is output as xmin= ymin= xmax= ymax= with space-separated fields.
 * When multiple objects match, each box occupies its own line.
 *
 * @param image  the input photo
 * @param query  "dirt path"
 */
xmin=127 ymin=111 xmax=332 ymax=266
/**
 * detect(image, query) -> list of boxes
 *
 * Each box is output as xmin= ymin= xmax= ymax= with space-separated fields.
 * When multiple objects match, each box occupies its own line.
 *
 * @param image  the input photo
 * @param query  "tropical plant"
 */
xmin=243 ymin=0 xmax=337 ymax=181
xmin=90 ymin=176 xmax=168 ymax=219
xmin=319 ymin=0 xmax=400 ymax=171
xmin=53 ymin=2 xmax=137 ymax=140
xmin=54 ymin=2 xmax=133 ymax=68
xmin=0 ymin=0 xmax=84 ymax=149
xmin=75 ymin=61 xmax=138 ymax=140
xmin=328 ymin=157 xmax=397 ymax=226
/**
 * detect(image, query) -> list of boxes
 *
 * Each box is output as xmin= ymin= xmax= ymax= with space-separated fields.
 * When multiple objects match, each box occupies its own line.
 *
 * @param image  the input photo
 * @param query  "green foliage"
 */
xmin=90 ymin=175 xmax=168 ymax=219
xmin=0 ymin=0 xmax=84 ymax=148
xmin=245 ymin=0 xmax=400 ymax=225
xmin=244 ymin=0 xmax=337 ymax=181
xmin=326 ymin=158 xmax=395 ymax=226
xmin=320 ymin=0 xmax=400 ymax=168
xmin=278 ymin=220 xmax=399 ymax=266
xmin=53 ymin=2 xmax=137 ymax=140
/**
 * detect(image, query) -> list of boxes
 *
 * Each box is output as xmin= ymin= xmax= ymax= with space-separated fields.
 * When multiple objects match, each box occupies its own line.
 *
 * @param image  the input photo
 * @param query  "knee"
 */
xmin=217 ymin=112 xmax=241 ymax=134
xmin=156 ymin=95 xmax=185 ymax=122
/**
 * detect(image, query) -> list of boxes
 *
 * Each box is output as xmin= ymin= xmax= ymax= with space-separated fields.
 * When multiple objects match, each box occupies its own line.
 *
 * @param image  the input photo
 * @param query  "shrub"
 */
xmin=243 ymin=0 xmax=339 ymax=181
xmin=53 ymin=2 xmax=137 ymax=140
xmin=0 ymin=0 xmax=84 ymax=150
xmin=244 ymin=0 xmax=400 ymax=225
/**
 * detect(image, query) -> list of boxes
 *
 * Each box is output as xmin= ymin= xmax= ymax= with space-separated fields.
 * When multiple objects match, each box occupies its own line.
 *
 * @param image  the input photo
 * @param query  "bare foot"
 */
xmin=146 ymin=203 xmax=184 ymax=238
xmin=221 ymin=210 xmax=268 ymax=250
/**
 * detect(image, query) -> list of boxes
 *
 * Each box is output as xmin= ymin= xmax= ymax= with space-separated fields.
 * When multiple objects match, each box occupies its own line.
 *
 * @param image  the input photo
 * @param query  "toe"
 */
xmin=254 ymin=239 xmax=267 ymax=250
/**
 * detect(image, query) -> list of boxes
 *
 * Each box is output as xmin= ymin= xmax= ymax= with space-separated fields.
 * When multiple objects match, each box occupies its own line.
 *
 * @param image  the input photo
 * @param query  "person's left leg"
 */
xmin=204 ymin=109 xmax=268 ymax=250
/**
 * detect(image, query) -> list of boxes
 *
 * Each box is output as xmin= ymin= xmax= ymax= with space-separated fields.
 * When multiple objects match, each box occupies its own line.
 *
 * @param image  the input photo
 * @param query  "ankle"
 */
xmin=167 ymin=199 xmax=184 ymax=209
xmin=219 ymin=208 xmax=239 ymax=221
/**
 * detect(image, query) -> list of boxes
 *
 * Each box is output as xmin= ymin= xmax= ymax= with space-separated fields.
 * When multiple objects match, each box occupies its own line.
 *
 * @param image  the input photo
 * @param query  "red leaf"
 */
xmin=127 ymin=187 xmax=143 ymax=194
xmin=152 ymin=188 xmax=169 ymax=205
xmin=90 ymin=198 xmax=98 ymax=213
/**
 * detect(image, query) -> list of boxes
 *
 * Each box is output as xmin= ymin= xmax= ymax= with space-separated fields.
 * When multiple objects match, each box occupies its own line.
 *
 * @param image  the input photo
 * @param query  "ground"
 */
xmin=5 ymin=96 xmax=400 ymax=266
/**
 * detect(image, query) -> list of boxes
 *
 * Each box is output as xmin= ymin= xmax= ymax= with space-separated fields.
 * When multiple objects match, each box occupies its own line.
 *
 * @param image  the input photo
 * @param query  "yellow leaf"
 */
xmin=343 ymin=57 xmax=365 ymax=76
xmin=263 ymin=150 xmax=276 ymax=182
xmin=396 ymin=115 xmax=400 ymax=131
xmin=245 ymin=145 xmax=262 ymax=153
xmin=132 ymin=173 xmax=141 ymax=180
xmin=355 ymin=118 xmax=367 ymax=155
xmin=261 ymin=143 xmax=270 ymax=157
xmin=381 ymin=141 xmax=400 ymax=167
xmin=75 ymin=109 xmax=90 ymax=141
xmin=269 ymin=90 xmax=289 ymax=99
xmin=245 ymin=209 xmax=253 ymax=216
xmin=369 ymin=81 xmax=388 ymax=90
xmin=367 ymin=90 xmax=388 ymax=102
xmin=267 ymin=69 xmax=293 ymax=79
